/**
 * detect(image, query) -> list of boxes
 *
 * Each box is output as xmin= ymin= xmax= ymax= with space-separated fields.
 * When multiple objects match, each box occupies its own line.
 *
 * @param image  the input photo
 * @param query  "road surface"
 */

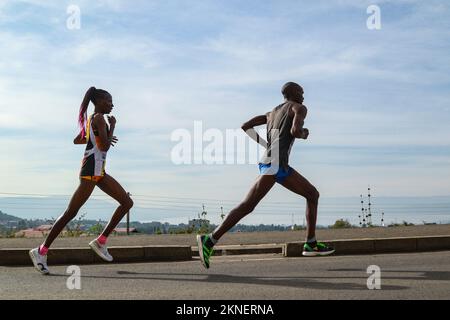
xmin=1 ymin=251 xmax=449 ymax=300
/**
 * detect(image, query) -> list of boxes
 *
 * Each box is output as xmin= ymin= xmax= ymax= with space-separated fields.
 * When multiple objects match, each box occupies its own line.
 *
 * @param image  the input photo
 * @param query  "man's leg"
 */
xmin=279 ymin=168 xmax=319 ymax=241
xmin=280 ymin=168 xmax=334 ymax=256
xmin=197 ymin=175 xmax=275 ymax=269
xmin=212 ymin=174 xmax=276 ymax=241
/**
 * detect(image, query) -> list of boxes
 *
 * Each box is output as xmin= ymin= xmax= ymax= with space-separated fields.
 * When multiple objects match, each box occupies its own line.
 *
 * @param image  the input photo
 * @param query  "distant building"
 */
xmin=1 ymin=221 xmax=19 ymax=228
xmin=35 ymin=225 xmax=53 ymax=232
xmin=14 ymin=225 xmax=53 ymax=238
xmin=113 ymin=227 xmax=138 ymax=234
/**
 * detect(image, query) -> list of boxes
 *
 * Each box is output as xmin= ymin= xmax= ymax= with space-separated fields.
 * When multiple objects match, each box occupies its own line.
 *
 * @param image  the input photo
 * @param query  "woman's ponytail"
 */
xmin=78 ymin=87 xmax=96 ymax=138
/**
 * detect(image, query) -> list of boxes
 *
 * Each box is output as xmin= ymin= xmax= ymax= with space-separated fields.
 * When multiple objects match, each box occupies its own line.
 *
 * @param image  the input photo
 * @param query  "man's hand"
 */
xmin=241 ymin=115 xmax=268 ymax=148
xmin=301 ymin=128 xmax=309 ymax=140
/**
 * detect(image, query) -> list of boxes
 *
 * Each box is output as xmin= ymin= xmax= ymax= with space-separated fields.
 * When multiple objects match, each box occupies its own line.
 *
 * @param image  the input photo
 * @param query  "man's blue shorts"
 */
xmin=258 ymin=163 xmax=293 ymax=184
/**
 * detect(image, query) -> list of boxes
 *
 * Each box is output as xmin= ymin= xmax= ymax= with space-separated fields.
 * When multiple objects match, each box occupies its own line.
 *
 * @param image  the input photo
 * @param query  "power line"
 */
xmin=0 ymin=201 xmax=305 ymax=212
xmin=0 ymin=191 xmax=306 ymax=206
xmin=13 ymin=192 xmax=444 ymax=217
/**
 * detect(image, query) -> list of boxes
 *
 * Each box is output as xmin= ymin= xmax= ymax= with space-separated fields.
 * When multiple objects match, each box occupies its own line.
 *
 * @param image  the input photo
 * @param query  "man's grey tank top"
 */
xmin=260 ymin=102 xmax=295 ymax=170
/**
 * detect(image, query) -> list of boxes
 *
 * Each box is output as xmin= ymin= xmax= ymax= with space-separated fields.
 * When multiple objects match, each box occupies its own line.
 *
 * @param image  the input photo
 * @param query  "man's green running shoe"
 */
xmin=302 ymin=241 xmax=335 ymax=257
xmin=197 ymin=234 xmax=215 ymax=269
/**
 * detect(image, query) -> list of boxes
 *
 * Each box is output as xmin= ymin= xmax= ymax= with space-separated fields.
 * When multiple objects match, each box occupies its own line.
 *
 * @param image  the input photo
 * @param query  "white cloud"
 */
xmin=0 ymin=0 xmax=449 ymax=205
xmin=0 ymin=113 xmax=32 ymax=128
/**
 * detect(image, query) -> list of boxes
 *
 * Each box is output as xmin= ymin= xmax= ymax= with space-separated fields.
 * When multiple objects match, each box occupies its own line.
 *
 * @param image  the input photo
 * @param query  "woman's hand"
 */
xmin=110 ymin=136 xmax=119 ymax=147
xmin=107 ymin=116 xmax=116 ymax=128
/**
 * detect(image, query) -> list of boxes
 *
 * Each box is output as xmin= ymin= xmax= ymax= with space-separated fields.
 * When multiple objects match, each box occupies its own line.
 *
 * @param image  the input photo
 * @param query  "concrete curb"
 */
xmin=1 ymin=236 xmax=449 ymax=266
xmin=0 ymin=245 xmax=192 ymax=266
xmin=283 ymin=235 xmax=450 ymax=257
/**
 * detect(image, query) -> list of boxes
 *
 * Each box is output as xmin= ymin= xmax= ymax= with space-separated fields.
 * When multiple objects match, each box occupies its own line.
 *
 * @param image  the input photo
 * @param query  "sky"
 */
xmin=0 ymin=0 xmax=449 ymax=225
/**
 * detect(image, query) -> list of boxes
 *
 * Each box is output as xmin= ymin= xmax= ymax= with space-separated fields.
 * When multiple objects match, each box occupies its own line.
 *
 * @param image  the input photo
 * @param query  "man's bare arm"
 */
xmin=241 ymin=115 xmax=268 ymax=148
xmin=291 ymin=104 xmax=309 ymax=139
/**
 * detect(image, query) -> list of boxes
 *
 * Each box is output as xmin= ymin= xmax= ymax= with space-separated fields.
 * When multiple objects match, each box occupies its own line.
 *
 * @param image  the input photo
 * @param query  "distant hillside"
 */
xmin=0 ymin=211 xmax=22 ymax=222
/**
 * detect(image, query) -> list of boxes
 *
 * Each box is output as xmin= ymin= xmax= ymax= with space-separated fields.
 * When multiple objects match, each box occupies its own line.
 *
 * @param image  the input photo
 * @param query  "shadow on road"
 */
xmin=328 ymin=269 xmax=450 ymax=281
xmin=49 ymin=270 xmax=408 ymax=291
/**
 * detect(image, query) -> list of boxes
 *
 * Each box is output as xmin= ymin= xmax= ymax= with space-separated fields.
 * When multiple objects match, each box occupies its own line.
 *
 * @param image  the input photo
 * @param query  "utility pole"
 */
xmin=368 ymin=186 xmax=372 ymax=225
xmin=201 ymin=204 xmax=207 ymax=220
xmin=220 ymin=206 xmax=225 ymax=221
xmin=291 ymin=213 xmax=295 ymax=230
xmin=360 ymin=195 xmax=365 ymax=228
xmin=126 ymin=192 xmax=131 ymax=235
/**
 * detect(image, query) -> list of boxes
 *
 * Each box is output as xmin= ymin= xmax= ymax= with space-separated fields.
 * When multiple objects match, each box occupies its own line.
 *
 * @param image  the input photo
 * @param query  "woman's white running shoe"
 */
xmin=89 ymin=239 xmax=113 ymax=262
xmin=29 ymin=248 xmax=50 ymax=275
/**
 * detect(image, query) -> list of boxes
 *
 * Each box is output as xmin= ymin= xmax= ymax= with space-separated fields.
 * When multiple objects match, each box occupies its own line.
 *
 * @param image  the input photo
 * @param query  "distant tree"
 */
xmin=88 ymin=223 xmax=103 ymax=235
xmin=388 ymin=221 xmax=415 ymax=227
xmin=65 ymin=213 xmax=86 ymax=237
xmin=330 ymin=219 xmax=353 ymax=229
xmin=6 ymin=228 xmax=16 ymax=238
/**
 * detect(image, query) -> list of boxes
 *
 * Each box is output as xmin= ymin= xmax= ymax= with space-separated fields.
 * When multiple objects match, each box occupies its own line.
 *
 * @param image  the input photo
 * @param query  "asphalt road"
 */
xmin=1 ymin=251 xmax=449 ymax=300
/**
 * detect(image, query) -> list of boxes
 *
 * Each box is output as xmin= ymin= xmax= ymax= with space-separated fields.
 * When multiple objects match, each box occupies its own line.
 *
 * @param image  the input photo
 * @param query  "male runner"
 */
xmin=197 ymin=82 xmax=335 ymax=269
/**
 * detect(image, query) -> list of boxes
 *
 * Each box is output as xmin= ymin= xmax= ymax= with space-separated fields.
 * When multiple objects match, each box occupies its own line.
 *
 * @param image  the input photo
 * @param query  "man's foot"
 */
xmin=89 ymin=239 xmax=113 ymax=262
xmin=197 ymin=234 xmax=214 ymax=269
xmin=29 ymin=248 xmax=50 ymax=275
xmin=302 ymin=241 xmax=335 ymax=257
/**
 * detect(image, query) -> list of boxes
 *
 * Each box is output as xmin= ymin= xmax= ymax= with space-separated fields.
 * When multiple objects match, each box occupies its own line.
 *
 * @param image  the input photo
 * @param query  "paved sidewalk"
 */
xmin=1 ymin=225 xmax=449 ymax=249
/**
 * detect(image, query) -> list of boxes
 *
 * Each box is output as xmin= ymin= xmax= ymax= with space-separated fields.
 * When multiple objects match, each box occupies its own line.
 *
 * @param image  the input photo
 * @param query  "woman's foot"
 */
xmin=89 ymin=239 xmax=113 ymax=262
xmin=29 ymin=248 xmax=50 ymax=275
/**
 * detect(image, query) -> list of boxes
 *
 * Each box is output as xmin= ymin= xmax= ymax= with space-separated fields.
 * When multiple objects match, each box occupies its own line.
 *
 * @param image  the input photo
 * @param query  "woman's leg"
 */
xmin=43 ymin=179 xmax=96 ymax=248
xmin=96 ymin=174 xmax=133 ymax=238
